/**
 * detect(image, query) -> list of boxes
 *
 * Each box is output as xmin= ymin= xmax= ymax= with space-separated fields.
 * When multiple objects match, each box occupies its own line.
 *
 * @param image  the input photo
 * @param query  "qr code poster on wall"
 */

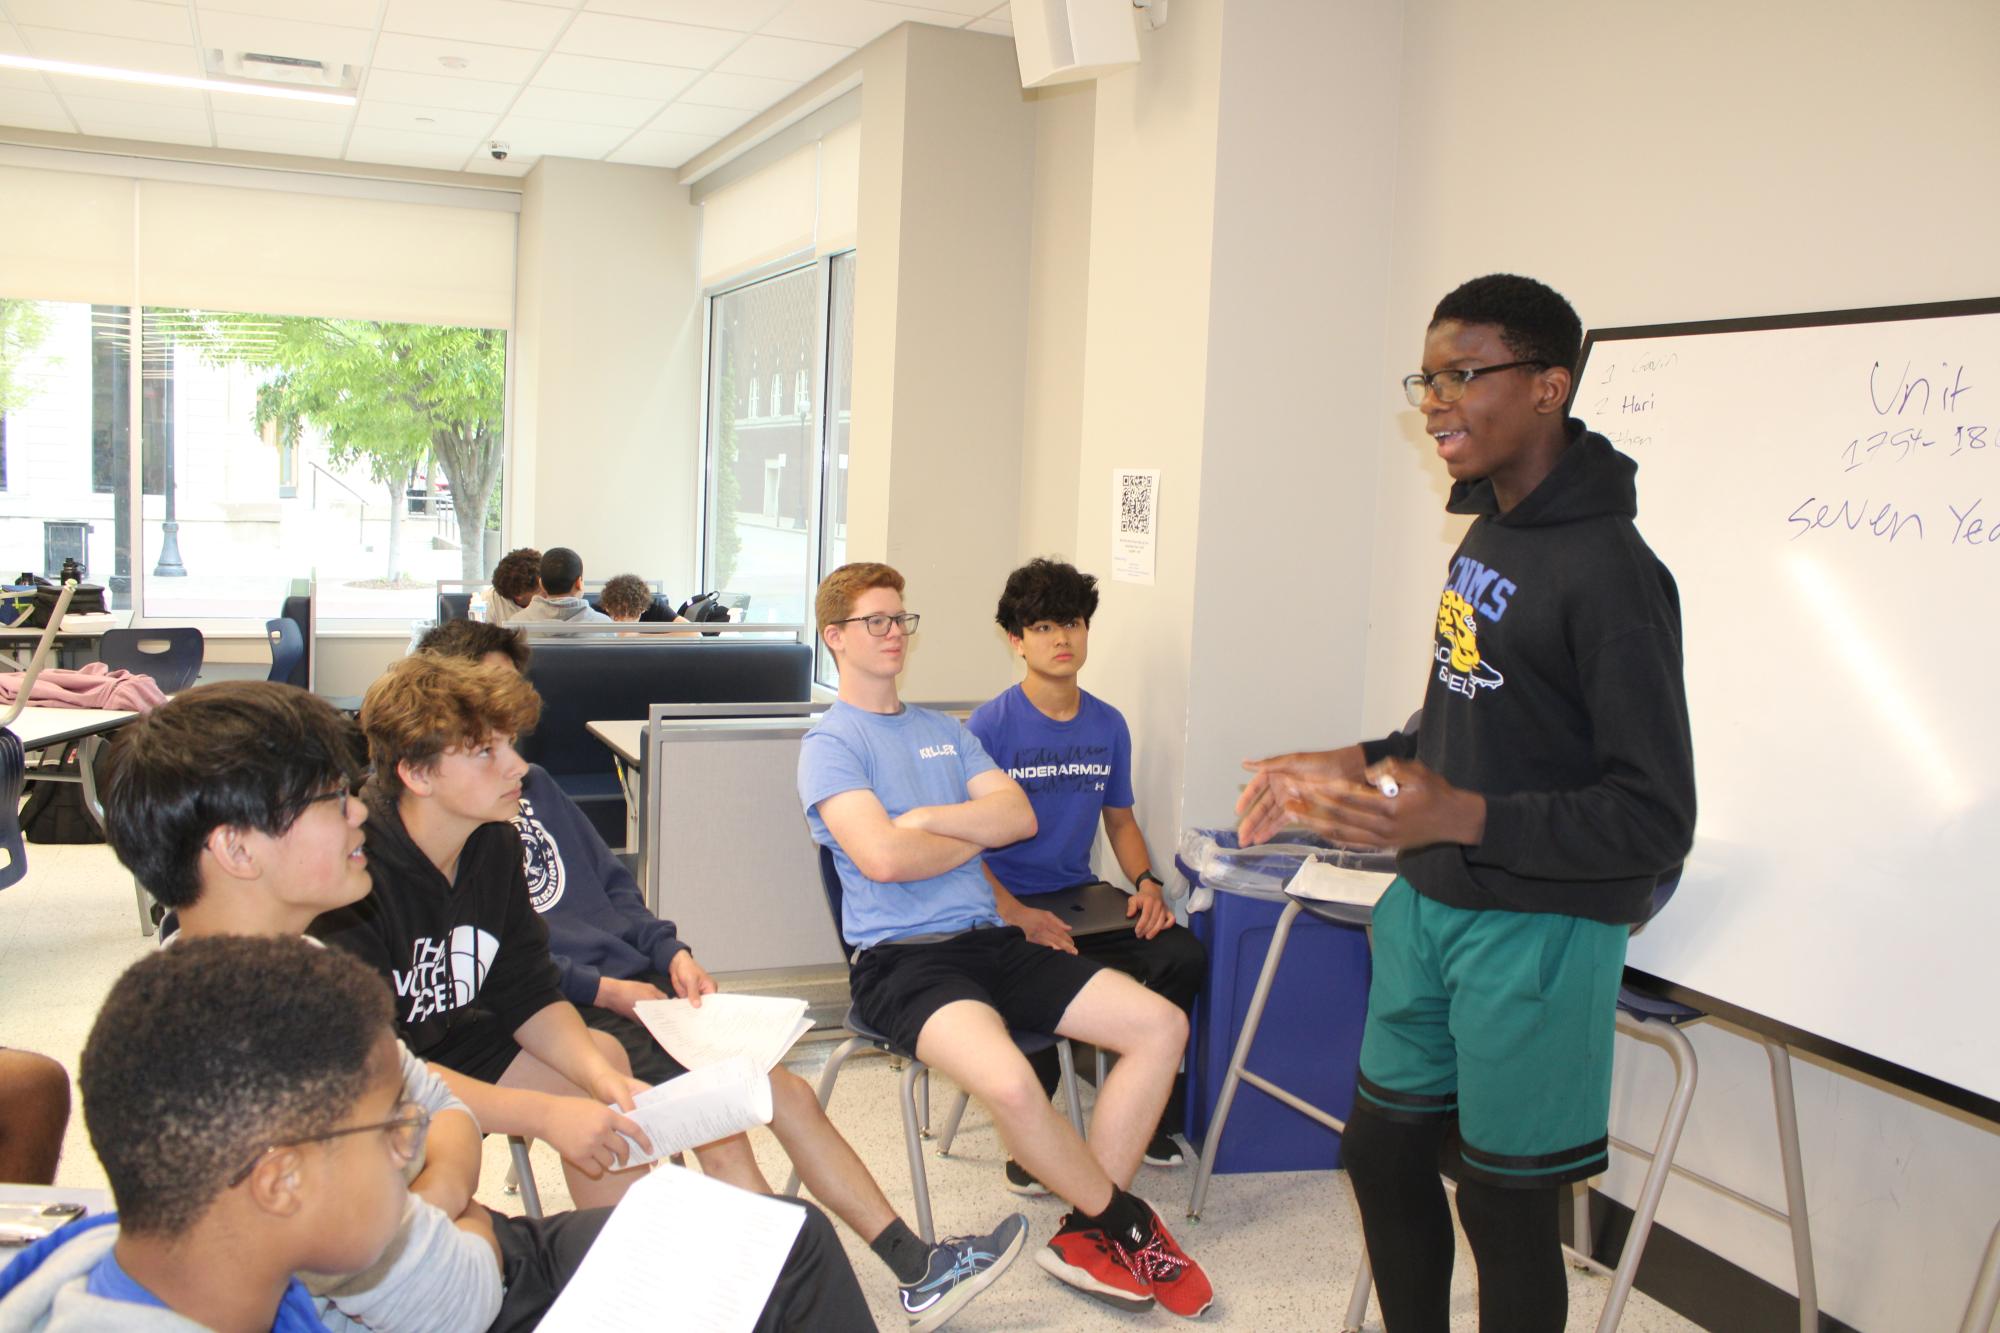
xmin=1111 ymin=468 xmax=1159 ymax=585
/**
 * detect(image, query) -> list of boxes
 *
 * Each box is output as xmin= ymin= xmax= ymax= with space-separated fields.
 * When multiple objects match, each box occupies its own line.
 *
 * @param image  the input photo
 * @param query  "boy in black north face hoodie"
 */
xmin=1237 ymin=274 xmax=1695 ymax=1333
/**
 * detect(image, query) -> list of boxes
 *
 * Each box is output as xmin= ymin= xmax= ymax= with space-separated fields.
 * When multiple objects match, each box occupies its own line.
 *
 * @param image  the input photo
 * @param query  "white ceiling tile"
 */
xmin=510 ymin=84 xmax=661 ymax=127
xmin=644 ymin=99 xmax=745 ymax=135
xmin=362 ymin=67 xmax=519 ymax=112
xmin=0 ymin=67 xmax=49 ymax=90
xmin=42 ymin=73 xmax=206 ymax=107
xmin=0 ymin=27 xmax=25 ymax=55
xmin=214 ymin=131 xmax=345 ymax=157
xmin=677 ymin=68 xmax=798 ymax=111
xmin=194 ymin=12 xmax=376 ymax=66
xmin=762 ymin=0 xmax=962 ymax=47
xmin=532 ymin=52 xmax=700 ymax=101
xmin=556 ymin=13 xmax=742 ymax=68
xmin=382 ymin=0 xmax=573 ymax=48
xmin=5 ymin=0 xmax=193 ymax=46
xmin=0 ymin=87 xmax=74 ymax=131
xmin=204 ymin=92 xmax=352 ymax=122
xmin=198 ymin=0 xmax=382 ymax=26
xmin=606 ymin=126 xmax=710 ymax=167
xmin=212 ymin=108 xmax=349 ymax=149
xmin=965 ymin=15 xmax=1009 ymax=35
xmin=714 ymin=34 xmax=850 ymax=82
xmin=345 ymin=124 xmax=481 ymax=168
xmin=488 ymin=111 xmax=629 ymax=156
xmin=16 ymin=28 xmax=205 ymax=76
xmin=898 ymin=0 xmax=997 ymax=15
xmin=64 ymin=94 xmax=211 ymax=139
xmin=370 ymin=32 xmax=546 ymax=83
xmin=355 ymin=99 xmax=495 ymax=136
xmin=584 ymin=0 xmax=789 ymax=29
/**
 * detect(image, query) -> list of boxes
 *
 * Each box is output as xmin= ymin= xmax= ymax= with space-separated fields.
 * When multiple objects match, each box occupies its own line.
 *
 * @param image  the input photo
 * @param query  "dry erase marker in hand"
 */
xmin=1374 ymin=775 xmax=1399 ymax=798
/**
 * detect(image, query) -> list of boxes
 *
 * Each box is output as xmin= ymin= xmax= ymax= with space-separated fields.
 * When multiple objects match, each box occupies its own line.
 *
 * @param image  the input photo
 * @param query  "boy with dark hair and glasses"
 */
xmin=1240 ymin=273 xmax=1695 ymax=1332
xmin=802 ymin=562 xmax=1213 ymax=1319
xmin=966 ymin=557 xmax=1205 ymax=1194
xmin=78 ymin=678 xmax=870 ymax=1332
xmin=0 ymin=934 xmax=415 ymax=1331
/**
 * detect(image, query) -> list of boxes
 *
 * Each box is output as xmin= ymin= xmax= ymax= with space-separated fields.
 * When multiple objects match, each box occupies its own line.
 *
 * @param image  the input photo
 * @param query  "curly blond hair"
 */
xmin=361 ymin=654 xmax=540 ymax=793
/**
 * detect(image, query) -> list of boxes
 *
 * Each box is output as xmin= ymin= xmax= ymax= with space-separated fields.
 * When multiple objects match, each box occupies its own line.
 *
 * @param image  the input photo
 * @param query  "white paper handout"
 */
xmin=1285 ymin=855 xmax=1393 ymax=910
xmin=536 ymin=1163 xmax=806 ymax=1333
xmin=634 ymin=993 xmax=812 ymax=1073
xmin=611 ymin=1054 xmax=773 ymax=1167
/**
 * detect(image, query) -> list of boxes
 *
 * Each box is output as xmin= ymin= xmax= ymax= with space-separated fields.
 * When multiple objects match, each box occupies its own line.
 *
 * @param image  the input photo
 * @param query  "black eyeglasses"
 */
xmin=832 ymin=613 xmax=921 ymax=637
xmin=287 ymin=774 xmax=366 ymax=823
xmin=1402 ymin=360 xmax=1549 ymax=407
xmin=227 ymin=1102 xmax=430 ymax=1188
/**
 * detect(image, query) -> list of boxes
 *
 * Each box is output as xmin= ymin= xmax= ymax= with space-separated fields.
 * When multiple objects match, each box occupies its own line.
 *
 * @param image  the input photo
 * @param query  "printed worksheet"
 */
xmin=611 ymin=1055 xmax=773 ymax=1166
xmin=537 ymin=1164 xmax=806 ymax=1333
xmin=634 ymin=993 xmax=812 ymax=1072
xmin=1285 ymin=855 xmax=1393 ymax=909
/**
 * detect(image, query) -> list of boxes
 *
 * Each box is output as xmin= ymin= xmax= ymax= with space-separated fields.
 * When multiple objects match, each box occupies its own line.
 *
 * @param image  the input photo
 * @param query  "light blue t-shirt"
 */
xmin=966 ymin=684 xmax=1134 ymax=897
xmin=798 ymin=701 xmax=1006 ymax=948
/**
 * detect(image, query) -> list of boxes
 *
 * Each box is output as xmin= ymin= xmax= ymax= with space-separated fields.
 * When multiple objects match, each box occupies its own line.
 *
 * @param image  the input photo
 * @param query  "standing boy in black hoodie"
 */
xmin=1237 ymin=274 xmax=1695 ymax=1333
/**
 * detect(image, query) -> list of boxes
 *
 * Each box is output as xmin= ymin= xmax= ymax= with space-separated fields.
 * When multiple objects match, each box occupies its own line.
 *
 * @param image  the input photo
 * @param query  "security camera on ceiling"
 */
xmin=1012 ymin=0 xmax=1162 ymax=89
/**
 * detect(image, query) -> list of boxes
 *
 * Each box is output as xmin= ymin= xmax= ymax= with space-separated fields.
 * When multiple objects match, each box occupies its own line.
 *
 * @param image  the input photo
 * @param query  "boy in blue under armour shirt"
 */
xmin=967 ymin=559 xmax=1204 ymax=1193
xmin=800 ymin=561 xmax=1213 ymax=1319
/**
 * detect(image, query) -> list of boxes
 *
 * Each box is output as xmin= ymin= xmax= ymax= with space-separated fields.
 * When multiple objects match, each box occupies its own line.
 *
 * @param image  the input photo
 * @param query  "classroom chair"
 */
xmin=505 ymin=1135 xmax=543 ymax=1221
xmin=264 ymin=618 xmax=306 ymax=686
xmin=782 ymin=844 xmax=1087 ymax=1244
xmin=97 ymin=627 xmax=204 ymax=693
xmin=0 ymin=724 xmax=25 ymax=891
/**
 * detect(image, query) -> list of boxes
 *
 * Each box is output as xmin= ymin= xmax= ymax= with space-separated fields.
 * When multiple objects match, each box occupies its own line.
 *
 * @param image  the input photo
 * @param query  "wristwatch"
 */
xmin=1135 ymin=870 xmax=1165 ymax=893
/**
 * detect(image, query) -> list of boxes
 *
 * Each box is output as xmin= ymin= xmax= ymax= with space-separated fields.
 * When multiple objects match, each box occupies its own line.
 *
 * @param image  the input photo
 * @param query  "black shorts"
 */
xmin=426 ymin=1018 xmax=524 ymax=1085
xmin=849 ymin=925 xmax=1106 ymax=1056
xmin=576 ymin=974 xmax=691 ymax=1087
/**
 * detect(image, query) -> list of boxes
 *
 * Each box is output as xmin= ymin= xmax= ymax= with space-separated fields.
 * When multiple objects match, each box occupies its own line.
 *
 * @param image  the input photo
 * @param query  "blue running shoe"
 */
xmin=900 ymin=1212 xmax=1028 ymax=1332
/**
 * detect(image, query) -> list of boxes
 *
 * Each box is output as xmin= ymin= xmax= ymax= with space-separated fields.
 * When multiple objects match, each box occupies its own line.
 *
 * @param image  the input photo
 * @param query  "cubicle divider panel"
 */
xmin=647 ymin=715 xmax=846 ymax=975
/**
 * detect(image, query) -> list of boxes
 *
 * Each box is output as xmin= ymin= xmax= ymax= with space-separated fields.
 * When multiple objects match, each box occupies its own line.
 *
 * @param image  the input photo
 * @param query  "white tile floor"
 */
xmin=0 ymin=842 xmax=1707 ymax=1331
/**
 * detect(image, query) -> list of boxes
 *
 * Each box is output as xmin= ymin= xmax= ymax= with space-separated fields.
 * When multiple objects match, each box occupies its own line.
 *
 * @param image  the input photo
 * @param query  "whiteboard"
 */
xmin=1577 ymin=300 xmax=2000 ymax=1106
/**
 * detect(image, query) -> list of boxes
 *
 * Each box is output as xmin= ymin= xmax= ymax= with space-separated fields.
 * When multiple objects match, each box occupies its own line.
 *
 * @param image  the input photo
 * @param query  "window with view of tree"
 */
xmin=0 ymin=295 xmax=508 ymax=623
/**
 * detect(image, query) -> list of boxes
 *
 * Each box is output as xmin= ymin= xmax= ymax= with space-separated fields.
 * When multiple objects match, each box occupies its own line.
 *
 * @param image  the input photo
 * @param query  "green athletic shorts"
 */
xmin=1355 ymin=877 xmax=1628 ymax=1188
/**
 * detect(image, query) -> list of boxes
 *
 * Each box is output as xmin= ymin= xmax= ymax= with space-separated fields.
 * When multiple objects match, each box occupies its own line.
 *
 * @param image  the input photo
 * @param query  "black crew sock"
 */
xmin=871 ymin=1219 xmax=932 ymax=1285
xmin=1082 ymin=1186 xmax=1153 ymax=1248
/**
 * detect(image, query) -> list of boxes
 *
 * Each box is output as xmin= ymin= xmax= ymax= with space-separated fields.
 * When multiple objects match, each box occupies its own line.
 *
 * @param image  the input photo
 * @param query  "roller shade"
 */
xmin=0 ymin=166 xmax=135 ymax=304
xmin=698 ymin=143 xmax=818 ymax=289
xmin=138 ymin=179 xmax=515 ymax=328
xmin=817 ymin=120 xmax=859 ymax=255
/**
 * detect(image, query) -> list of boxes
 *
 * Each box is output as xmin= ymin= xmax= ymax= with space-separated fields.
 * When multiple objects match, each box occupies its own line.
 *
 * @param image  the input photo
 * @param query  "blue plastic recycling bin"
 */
xmin=1176 ymin=829 xmax=1381 ymax=1174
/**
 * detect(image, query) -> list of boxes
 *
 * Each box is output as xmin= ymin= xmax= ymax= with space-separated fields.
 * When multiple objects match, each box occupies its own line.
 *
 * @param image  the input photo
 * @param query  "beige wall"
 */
xmin=847 ymin=24 xmax=1037 ymax=699
xmin=1015 ymin=81 xmax=1096 ymax=567
xmin=1060 ymin=0 xmax=1226 ymax=851
xmin=513 ymin=157 xmax=703 ymax=595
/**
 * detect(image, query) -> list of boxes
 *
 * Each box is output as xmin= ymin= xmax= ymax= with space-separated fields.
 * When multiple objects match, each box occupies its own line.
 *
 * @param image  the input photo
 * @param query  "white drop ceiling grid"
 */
xmin=0 ymin=0 xmax=1015 ymax=175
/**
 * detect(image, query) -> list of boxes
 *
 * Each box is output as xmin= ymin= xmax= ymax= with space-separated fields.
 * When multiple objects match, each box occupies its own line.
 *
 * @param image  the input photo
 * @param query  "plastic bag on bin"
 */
xmin=1174 ymin=828 xmax=1394 ymax=912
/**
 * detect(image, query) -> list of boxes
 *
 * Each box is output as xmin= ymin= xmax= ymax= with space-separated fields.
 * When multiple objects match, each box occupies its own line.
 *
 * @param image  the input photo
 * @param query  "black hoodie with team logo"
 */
xmin=1362 ymin=421 xmax=1696 ymax=926
xmin=311 ymin=784 xmax=566 ymax=1074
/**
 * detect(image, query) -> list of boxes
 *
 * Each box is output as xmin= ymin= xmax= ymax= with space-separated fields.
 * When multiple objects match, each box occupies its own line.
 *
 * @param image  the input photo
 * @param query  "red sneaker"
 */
xmin=1035 ymin=1213 xmax=1155 ymax=1313
xmin=1119 ymin=1203 xmax=1214 ymax=1318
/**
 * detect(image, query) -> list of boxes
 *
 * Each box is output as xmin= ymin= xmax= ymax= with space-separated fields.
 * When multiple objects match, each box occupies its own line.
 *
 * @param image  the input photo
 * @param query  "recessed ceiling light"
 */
xmin=437 ymin=56 xmax=469 ymax=70
xmin=0 ymin=52 xmax=357 ymax=105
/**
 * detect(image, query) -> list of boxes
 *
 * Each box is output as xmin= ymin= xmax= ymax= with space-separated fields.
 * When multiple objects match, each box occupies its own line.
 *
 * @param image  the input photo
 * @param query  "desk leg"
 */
xmin=1187 ymin=898 xmax=1302 ymax=1221
xmin=1764 ymin=1039 xmax=1818 ymax=1333
xmin=1960 ymin=1217 xmax=2000 ymax=1333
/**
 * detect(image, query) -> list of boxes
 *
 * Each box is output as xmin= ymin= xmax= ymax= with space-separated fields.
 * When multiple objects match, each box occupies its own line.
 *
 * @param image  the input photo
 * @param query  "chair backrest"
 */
xmin=815 ymin=844 xmax=851 ymax=955
xmin=97 ymin=627 xmax=204 ymax=694
xmin=437 ymin=591 xmax=473 ymax=623
xmin=0 ymin=727 xmax=26 ymax=889
xmin=264 ymin=618 xmax=306 ymax=685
